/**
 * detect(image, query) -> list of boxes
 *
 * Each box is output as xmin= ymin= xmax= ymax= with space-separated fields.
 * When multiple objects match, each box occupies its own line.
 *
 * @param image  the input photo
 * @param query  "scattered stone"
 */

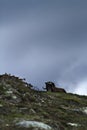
xmin=12 ymin=95 xmax=17 ymax=100
xmin=67 ymin=122 xmax=80 ymax=127
xmin=41 ymin=99 xmax=45 ymax=103
xmin=29 ymin=108 xmax=36 ymax=114
xmin=6 ymin=90 xmax=13 ymax=94
xmin=0 ymin=104 xmax=3 ymax=107
xmin=82 ymin=107 xmax=87 ymax=114
xmin=6 ymin=124 xmax=9 ymax=127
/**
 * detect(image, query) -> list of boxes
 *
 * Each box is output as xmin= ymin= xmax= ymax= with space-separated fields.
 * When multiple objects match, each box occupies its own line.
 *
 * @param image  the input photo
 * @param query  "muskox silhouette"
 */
xmin=43 ymin=81 xmax=66 ymax=93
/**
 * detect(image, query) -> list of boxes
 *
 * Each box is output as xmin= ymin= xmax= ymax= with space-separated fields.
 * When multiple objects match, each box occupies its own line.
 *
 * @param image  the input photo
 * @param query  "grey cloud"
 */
xmin=1 ymin=0 xmax=87 ymax=94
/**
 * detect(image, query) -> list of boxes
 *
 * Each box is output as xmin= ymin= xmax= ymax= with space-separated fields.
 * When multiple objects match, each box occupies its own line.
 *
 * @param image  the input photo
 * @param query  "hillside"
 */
xmin=0 ymin=74 xmax=87 ymax=130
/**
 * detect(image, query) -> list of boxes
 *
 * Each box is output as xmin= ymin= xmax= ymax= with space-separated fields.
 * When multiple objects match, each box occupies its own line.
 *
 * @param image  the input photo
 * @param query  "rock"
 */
xmin=12 ymin=95 xmax=17 ymax=99
xmin=0 ymin=104 xmax=3 ymax=107
xmin=29 ymin=108 xmax=36 ymax=114
xmin=67 ymin=122 xmax=81 ymax=127
xmin=6 ymin=90 xmax=13 ymax=94
xmin=16 ymin=120 xmax=52 ymax=130
xmin=82 ymin=107 xmax=87 ymax=114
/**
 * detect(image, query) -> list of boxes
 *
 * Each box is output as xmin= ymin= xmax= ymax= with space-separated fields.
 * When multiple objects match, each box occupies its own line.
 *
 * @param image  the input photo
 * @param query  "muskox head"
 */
xmin=44 ymin=81 xmax=56 ymax=92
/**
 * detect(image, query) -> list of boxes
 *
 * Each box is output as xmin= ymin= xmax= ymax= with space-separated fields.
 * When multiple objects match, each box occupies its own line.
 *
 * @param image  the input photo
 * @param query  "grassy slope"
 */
xmin=0 ymin=74 xmax=87 ymax=130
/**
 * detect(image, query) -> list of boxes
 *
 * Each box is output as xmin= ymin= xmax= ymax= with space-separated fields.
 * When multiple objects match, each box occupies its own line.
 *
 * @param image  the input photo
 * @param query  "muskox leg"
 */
xmin=63 ymin=89 xmax=66 ymax=93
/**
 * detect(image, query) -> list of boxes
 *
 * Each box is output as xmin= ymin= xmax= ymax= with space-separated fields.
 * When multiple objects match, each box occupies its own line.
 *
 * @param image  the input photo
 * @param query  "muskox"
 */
xmin=44 ymin=81 xmax=66 ymax=93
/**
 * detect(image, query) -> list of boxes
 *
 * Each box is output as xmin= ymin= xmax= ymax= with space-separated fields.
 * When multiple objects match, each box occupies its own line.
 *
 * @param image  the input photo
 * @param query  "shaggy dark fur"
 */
xmin=44 ymin=82 xmax=66 ymax=93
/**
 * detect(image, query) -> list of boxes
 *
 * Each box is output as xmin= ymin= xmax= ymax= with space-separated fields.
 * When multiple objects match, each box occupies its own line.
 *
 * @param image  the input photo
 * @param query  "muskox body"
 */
xmin=44 ymin=82 xmax=66 ymax=93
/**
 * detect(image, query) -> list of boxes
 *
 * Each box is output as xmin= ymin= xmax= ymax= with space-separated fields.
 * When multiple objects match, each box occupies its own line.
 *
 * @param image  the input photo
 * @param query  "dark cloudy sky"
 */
xmin=1 ymin=0 xmax=87 ymax=95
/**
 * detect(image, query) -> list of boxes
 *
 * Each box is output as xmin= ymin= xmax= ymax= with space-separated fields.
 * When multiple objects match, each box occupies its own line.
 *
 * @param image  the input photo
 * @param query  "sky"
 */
xmin=0 ymin=0 xmax=87 ymax=95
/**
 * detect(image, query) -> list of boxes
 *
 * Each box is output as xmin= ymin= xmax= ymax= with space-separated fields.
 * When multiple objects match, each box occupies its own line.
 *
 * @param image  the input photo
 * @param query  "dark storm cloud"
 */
xmin=1 ymin=0 xmax=87 ymax=95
